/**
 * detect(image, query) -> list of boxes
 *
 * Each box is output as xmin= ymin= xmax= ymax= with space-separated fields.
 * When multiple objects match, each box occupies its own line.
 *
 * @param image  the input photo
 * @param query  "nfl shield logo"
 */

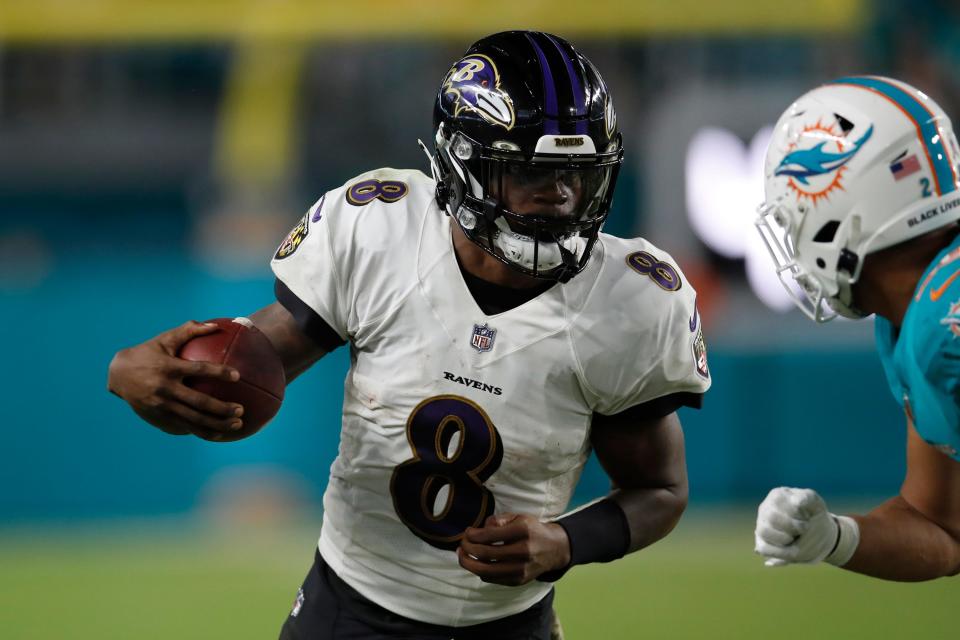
xmin=470 ymin=323 xmax=497 ymax=352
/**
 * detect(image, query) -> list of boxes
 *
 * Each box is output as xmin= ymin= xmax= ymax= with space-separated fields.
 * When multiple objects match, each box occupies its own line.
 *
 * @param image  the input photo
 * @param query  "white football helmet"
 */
xmin=756 ymin=76 xmax=960 ymax=321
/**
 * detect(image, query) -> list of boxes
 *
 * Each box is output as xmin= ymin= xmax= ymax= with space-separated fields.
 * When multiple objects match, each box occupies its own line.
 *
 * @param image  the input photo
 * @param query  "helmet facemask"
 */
xmin=432 ymin=126 xmax=622 ymax=283
xmin=756 ymin=198 xmax=864 ymax=322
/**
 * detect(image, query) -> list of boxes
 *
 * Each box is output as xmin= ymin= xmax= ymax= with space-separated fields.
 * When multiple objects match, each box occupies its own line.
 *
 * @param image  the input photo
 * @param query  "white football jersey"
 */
xmin=271 ymin=168 xmax=710 ymax=626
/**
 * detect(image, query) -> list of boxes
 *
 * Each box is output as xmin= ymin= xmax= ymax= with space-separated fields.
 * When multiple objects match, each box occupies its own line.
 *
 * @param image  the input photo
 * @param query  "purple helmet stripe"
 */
xmin=525 ymin=32 xmax=559 ymax=135
xmin=544 ymin=33 xmax=589 ymax=134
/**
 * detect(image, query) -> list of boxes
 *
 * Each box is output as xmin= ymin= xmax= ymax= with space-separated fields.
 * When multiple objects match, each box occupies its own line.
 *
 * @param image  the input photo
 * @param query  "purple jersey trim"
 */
xmin=525 ymin=32 xmax=560 ymax=135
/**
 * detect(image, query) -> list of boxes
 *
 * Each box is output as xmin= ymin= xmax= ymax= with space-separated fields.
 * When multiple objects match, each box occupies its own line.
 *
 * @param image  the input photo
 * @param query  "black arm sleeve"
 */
xmin=274 ymin=279 xmax=347 ymax=353
xmin=593 ymin=392 xmax=703 ymax=427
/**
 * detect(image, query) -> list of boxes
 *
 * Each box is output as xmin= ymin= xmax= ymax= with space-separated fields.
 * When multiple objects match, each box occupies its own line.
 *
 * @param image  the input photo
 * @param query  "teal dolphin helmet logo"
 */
xmin=775 ymin=124 xmax=873 ymax=185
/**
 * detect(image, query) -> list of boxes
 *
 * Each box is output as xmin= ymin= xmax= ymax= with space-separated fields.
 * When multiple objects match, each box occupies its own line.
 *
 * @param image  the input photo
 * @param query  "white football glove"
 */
xmin=754 ymin=487 xmax=860 ymax=567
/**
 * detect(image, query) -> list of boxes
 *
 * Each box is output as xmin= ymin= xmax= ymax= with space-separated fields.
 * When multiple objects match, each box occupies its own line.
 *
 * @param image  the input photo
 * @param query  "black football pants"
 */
xmin=278 ymin=549 xmax=555 ymax=640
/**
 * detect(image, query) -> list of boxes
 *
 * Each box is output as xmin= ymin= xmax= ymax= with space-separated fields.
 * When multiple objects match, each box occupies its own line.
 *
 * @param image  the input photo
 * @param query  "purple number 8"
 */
xmin=626 ymin=251 xmax=682 ymax=292
xmin=345 ymin=179 xmax=409 ymax=206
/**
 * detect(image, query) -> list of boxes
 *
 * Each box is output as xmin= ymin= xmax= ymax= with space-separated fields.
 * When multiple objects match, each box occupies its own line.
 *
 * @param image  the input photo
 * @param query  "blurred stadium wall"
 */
xmin=2 ymin=0 xmax=955 ymax=521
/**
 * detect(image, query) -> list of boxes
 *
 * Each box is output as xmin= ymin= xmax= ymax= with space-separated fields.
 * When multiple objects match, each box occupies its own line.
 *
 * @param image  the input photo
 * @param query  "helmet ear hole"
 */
xmin=813 ymin=220 xmax=841 ymax=243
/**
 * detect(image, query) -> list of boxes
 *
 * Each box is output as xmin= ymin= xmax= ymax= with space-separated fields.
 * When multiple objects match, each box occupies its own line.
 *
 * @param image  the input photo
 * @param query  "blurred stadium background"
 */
xmin=2 ymin=0 xmax=958 ymax=638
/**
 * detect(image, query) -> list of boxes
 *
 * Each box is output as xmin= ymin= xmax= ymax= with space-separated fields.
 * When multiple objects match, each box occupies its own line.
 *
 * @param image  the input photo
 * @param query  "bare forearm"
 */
xmin=844 ymin=495 xmax=960 ymax=581
xmin=593 ymin=411 xmax=689 ymax=554
xmin=610 ymin=484 xmax=687 ymax=553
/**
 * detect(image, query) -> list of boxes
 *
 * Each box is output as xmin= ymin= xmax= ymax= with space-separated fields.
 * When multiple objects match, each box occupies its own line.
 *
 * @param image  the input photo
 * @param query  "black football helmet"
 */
xmin=425 ymin=31 xmax=623 ymax=283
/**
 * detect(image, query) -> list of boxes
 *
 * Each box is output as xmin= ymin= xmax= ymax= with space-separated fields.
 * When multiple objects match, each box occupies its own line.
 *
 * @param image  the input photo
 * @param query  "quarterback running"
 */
xmin=108 ymin=31 xmax=711 ymax=638
xmin=754 ymin=76 xmax=960 ymax=580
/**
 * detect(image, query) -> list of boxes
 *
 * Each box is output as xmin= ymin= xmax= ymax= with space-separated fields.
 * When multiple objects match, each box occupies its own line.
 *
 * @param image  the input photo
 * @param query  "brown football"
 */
xmin=177 ymin=317 xmax=285 ymax=442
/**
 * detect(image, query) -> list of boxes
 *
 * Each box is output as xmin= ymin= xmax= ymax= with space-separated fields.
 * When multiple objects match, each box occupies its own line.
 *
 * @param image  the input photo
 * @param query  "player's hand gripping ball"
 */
xmin=177 ymin=317 xmax=285 ymax=441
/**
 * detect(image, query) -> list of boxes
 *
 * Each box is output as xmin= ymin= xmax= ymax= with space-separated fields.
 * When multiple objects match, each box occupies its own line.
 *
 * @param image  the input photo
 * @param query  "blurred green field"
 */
xmin=2 ymin=509 xmax=956 ymax=639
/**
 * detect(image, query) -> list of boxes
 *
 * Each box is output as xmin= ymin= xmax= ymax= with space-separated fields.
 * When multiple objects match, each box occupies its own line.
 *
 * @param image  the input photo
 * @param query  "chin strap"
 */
xmin=555 ymin=236 xmax=579 ymax=283
xmin=483 ymin=196 xmax=499 ymax=223
xmin=832 ymin=250 xmax=869 ymax=319
xmin=418 ymin=138 xmax=449 ymax=211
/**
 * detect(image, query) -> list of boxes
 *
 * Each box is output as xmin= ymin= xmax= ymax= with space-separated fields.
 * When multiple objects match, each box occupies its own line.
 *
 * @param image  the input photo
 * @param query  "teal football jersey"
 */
xmin=875 ymin=233 xmax=960 ymax=460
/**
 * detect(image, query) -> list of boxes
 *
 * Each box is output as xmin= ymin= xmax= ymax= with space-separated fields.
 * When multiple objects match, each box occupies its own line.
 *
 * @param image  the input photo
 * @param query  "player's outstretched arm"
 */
xmin=107 ymin=303 xmax=327 ymax=439
xmin=107 ymin=320 xmax=245 ymax=437
xmin=755 ymin=422 xmax=960 ymax=580
xmin=843 ymin=421 xmax=960 ymax=580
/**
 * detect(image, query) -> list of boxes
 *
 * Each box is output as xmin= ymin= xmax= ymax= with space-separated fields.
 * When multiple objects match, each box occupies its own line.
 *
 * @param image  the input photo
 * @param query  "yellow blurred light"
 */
xmin=215 ymin=42 xmax=306 ymax=189
xmin=0 ymin=0 xmax=865 ymax=42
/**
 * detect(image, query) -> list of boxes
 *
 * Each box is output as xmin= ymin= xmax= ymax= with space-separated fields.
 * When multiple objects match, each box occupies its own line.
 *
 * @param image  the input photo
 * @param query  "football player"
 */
xmin=754 ymin=76 xmax=960 ymax=580
xmin=108 ymin=31 xmax=711 ymax=638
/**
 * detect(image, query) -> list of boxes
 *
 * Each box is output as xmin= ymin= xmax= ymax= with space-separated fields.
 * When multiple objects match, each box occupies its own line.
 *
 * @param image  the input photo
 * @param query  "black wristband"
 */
xmin=538 ymin=498 xmax=631 ymax=582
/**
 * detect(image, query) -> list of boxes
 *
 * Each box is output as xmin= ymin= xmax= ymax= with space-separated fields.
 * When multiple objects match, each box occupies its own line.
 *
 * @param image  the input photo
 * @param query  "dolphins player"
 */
xmin=754 ymin=76 xmax=960 ymax=580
